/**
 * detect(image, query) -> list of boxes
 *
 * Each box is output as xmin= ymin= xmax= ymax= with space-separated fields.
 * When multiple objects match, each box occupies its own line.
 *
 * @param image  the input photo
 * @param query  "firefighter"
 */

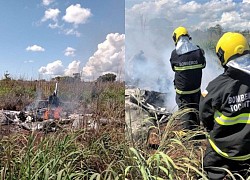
xmin=170 ymin=26 xmax=206 ymax=130
xmin=200 ymin=32 xmax=250 ymax=179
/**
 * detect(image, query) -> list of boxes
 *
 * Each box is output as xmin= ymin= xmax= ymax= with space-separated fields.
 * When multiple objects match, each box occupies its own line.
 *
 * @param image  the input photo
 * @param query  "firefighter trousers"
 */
xmin=203 ymin=143 xmax=250 ymax=180
xmin=175 ymin=91 xmax=200 ymax=130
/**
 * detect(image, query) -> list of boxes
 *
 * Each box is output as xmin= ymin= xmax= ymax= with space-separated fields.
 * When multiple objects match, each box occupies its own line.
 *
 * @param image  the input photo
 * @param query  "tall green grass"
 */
xmin=0 ymin=126 xmax=127 ymax=179
xmin=124 ymin=108 xmax=207 ymax=179
xmin=1 ymin=110 xmax=248 ymax=180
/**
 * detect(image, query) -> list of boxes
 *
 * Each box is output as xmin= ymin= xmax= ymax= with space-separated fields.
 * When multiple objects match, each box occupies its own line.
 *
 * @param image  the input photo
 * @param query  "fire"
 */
xmin=44 ymin=109 xmax=49 ymax=120
xmin=44 ymin=107 xmax=62 ymax=120
xmin=54 ymin=107 xmax=62 ymax=120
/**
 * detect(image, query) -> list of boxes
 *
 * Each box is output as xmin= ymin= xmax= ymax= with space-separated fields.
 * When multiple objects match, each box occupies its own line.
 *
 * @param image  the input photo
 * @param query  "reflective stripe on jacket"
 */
xmin=214 ymin=110 xmax=250 ymax=125
xmin=170 ymin=48 xmax=206 ymax=94
xmin=174 ymin=63 xmax=205 ymax=71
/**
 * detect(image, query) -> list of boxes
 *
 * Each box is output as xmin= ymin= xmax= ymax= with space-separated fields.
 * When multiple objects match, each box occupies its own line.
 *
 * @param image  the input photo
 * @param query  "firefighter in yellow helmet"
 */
xmin=200 ymin=32 xmax=250 ymax=179
xmin=170 ymin=26 xmax=206 ymax=130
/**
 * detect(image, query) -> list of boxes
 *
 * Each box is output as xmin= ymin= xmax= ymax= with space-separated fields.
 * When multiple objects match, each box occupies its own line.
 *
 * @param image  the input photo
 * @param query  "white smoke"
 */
xmin=126 ymin=50 xmax=173 ymax=92
xmin=200 ymin=52 xmax=223 ymax=91
xmin=126 ymin=11 xmax=177 ymax=111
xmin=82 ymin=33 xmax=125 ymax=81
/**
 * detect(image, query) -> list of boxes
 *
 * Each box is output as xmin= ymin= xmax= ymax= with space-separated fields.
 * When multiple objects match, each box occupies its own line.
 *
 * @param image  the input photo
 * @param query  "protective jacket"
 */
xmin=170 ymin=37 xmax=206 ymax=95
xmin=200 ymin=56 xmax=250 ymax=160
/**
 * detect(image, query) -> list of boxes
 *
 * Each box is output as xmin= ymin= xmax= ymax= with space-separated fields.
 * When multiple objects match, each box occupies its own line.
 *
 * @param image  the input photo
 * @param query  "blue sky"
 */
xmin=0 ymin=0 xmax=124 ymax=81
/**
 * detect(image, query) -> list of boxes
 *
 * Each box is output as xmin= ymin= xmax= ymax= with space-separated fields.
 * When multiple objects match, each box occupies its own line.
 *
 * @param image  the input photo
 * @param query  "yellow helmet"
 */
xmin=216 ymin=32 xmax=250 ymax=66
xmin=172 ymin=26 xmax=189 ymax=44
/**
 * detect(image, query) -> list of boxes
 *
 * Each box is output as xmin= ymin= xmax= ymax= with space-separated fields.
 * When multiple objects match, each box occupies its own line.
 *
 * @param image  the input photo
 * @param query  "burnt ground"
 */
xmin=0 ymin=123 xmax=30 ymax=137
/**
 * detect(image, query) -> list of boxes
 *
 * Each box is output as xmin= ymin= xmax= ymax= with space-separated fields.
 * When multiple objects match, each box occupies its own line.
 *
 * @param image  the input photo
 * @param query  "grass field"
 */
xmin=0 ymin=79 xmax=247 ymax=179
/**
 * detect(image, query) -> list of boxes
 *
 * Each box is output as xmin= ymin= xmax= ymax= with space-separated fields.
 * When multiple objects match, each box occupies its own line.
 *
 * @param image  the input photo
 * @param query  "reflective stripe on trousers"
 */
xmin=175 ymin=87 xmax=200 ymax=95
xmin=208 ymin=138 xmax=250 ymax=161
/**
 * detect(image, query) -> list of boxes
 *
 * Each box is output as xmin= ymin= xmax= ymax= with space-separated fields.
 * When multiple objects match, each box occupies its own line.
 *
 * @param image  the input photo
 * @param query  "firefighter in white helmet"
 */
xmin=170 ymin=26 xmax=206 ymax=130
xmin=200 ymin=32 xmax=250 ymax=179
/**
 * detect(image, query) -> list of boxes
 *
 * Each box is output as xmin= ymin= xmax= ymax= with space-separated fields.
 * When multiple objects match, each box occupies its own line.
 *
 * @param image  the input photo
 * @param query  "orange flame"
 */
xmin=43 ymin=107 xmax=62 ymax=120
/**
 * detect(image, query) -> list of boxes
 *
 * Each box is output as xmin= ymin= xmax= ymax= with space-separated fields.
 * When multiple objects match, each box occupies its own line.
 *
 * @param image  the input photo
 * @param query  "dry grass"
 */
xmin=0 ymin=80 xmax=248 ymax=179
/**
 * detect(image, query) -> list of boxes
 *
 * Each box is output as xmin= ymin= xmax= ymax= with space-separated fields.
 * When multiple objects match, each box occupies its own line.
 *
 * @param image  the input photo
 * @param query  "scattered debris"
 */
xmin=0 ymin=109 xmax=116 ymax=134
xmin=0 ymin=83 xmax=115 ymax=135
xmin=125 ymin=87 xmax=172 ymax=146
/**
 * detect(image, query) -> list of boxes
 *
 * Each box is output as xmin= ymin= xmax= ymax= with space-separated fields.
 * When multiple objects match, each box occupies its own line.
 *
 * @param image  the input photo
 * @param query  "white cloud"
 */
xmin=199 ymin=10 xmax=250 ymax=30
xmin=42 ymin=0 xmax=54 ymax=6
xmin=62 ymin=4 xmax=92 ymax=25
xmin=24 ymin=60 xmax=34 ymax=63
xmin=38 ymin=60 xmax=64 ymax=75
xmin=125 ymin=0 xmax=250 ymax=31
xmin=40 ymin=4 xmax=91 ymax=35
xmin=48 ymin=22 xmax=61 ymax=29
xmin=39 ymin=60 xmax=81 ymax=78
xmin=42 ymin=8 xmax=60 ymax=22
xmin=243 ymin=0 xmax=250 ymax=3
xmin=82 ymin=33 xmax=125 ymax=81
xmin=38 ymin=34 xmax=125 ymax=80
xmin=64 ymin=47 xmax=76 ymax=57
xmin=26 ymin=45 xmax=45 ymax=52
xmin=178 ymin=1 xmax=202 ymax=13
xmin=220 ymin=11 xmax=241 ymax=24
xmin=64 ymin=60 xmax=81 ymax=76
xmin=241 ymin=11 xmax=250 ymax=19
xmin=63 ymin=28 xmax=81 ymax=37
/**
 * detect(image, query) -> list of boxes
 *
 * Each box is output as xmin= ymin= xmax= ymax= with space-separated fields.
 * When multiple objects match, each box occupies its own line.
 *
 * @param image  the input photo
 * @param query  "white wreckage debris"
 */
xmin=0 ymin=109 xmax=64 ymax=132
xmin=0 ymin=109 xmax=117 ymax=133
xmin=125 ymin=87 xmax=172 ymax=144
